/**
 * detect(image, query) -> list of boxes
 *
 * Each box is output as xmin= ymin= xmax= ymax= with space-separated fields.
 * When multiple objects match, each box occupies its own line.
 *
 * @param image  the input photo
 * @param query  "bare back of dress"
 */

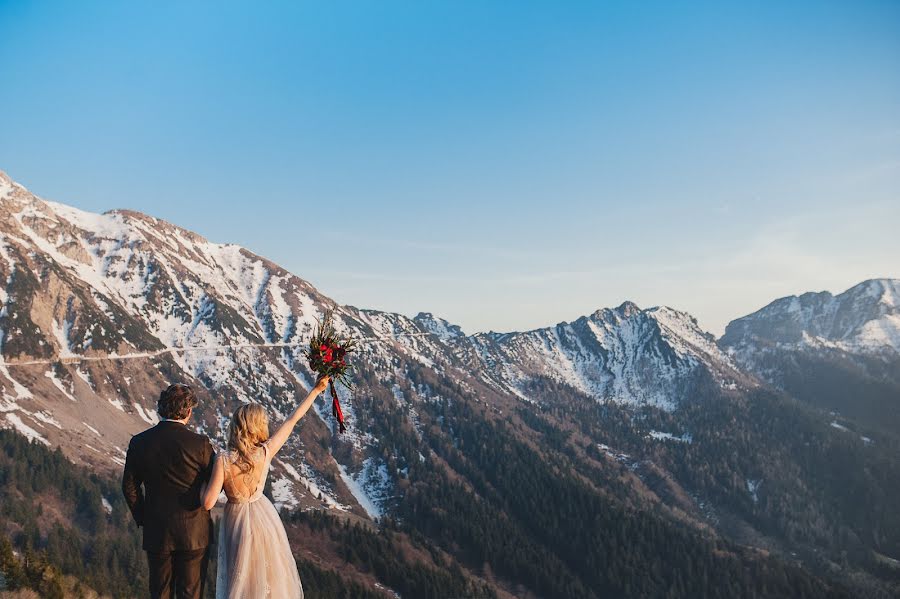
xmin=222 ymin=444 xmax=271 ymax=503
xmin=216 ymin=442 xmax=304 ymax=599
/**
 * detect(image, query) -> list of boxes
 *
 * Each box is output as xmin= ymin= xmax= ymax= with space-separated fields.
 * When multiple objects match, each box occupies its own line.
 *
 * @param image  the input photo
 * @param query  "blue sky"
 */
xmin=1 ymin=1 xmax=898 ymax=335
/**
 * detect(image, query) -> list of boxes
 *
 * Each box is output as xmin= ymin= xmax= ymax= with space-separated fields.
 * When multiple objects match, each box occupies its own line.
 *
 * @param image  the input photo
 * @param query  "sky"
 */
xmin=1 ymin=1 xmax=898 ymax=336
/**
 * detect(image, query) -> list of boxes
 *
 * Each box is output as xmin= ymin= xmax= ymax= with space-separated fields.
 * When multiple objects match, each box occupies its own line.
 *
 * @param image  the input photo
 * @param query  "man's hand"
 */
xmin=122 ymin=438 xmax=145 ymax=527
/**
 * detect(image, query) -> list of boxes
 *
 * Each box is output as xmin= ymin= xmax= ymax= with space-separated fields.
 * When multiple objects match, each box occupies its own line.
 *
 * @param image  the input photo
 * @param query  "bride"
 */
xmin=201 ymin=375 xmax=331 ymax=598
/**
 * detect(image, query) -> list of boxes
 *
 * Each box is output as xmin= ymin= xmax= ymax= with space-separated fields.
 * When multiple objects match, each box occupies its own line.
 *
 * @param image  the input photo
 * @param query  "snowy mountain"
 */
xmin=721 ymin=279 xmax=900 ymax=356
xmin=720 ymin=279 xmax=900 ymax=434
xmin=460 ymin=301 xmax=749 ymax=410
xmin=0 ymin=168 xmax=748 ymax=479
xmin=0 ymin=169 xmax=726 ymax=519
xmin=0 ymin=169 xmax=405 ymax=519
xmin=2 ymin=170 xmax=899 ymax=597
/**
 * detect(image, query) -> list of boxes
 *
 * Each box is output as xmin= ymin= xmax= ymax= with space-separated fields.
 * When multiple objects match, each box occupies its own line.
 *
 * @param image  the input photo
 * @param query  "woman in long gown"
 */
xmin=201 ymin=375 xmax=330 ymax=599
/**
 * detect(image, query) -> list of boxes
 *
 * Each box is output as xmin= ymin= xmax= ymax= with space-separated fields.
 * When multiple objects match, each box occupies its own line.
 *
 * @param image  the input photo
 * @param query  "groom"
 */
xmin=122 ymin=383 xmax=215 ymax=599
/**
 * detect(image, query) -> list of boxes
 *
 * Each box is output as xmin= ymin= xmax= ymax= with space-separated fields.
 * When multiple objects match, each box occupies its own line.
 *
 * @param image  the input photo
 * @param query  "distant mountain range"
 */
xmin=1 ymin=170 xmax=898 ymax=598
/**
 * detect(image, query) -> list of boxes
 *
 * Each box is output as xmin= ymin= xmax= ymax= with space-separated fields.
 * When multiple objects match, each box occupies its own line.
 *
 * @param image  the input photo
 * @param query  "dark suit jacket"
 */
xmin=122 ymin=420 xmax=215 ymax=552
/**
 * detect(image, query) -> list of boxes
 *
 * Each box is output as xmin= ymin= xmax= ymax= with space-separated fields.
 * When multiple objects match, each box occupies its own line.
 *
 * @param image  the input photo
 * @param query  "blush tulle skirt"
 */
xmin=215 ymin=496 xmax=304 ymax=599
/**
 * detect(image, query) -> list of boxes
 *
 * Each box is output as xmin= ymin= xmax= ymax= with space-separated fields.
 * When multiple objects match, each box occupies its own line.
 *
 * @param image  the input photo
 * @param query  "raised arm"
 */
xmin=266 ymin=376 xmax=331 ymax=456
xmin=201 ymin=455 xmax=225 ymax=511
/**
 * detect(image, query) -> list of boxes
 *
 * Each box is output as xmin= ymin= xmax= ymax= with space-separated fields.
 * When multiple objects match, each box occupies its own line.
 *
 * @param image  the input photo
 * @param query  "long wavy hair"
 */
xmin=227 ymin=403 xmax=270 ymax=476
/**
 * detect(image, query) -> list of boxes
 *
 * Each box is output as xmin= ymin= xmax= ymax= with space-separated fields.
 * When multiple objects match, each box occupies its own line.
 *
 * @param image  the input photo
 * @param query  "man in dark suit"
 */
xmin=122 ymin=383 xmax=215 ymax=599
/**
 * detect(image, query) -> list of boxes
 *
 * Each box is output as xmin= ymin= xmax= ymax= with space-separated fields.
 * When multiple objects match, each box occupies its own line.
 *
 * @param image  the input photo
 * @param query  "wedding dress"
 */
xmin=216 ymin=441 xmax=304 ymax=598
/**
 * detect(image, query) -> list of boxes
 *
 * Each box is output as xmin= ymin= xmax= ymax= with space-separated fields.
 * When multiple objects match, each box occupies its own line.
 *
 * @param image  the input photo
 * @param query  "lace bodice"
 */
xmin=221 ymin=442 xmax=272 ymax=504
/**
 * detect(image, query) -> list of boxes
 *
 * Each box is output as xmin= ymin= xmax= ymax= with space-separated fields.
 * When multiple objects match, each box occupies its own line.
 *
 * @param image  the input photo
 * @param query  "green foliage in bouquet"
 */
xmin=304 ymin=310 xmax=358 ymax=387
xmin=303 ymin=310 xmax=357 ymax=433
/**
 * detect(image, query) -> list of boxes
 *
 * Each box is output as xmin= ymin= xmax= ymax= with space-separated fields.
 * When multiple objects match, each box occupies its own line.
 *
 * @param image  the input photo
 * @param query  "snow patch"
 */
xmin=4 ymin=413 xmax=50 ymax=445
xmin=337 ymin=458 xmax=391 ymax=520
xmin=83 ymin=422 xmax=102 ymax=437
xmin=277 ymin=458 xmax=347 ymax=511
xmin=74 ymin=368 xmax=93 ymax=389
xmin=271 ymin=476 xmax=300 ymax=511
xmin=134 ymin=402 xmax=159 ymax=425
xmin=50 ymin=318 xmax=75 ymax=358
xmin=44 ymin=370 xmax=77 ymax=401
xmin=33 ymin=411 xmax=62 ymax=429
xmin=647 ymin=430 xmax=693 ymax=443
xmin=597 ymin=443 xmax=630 ymax=463
xmin=373 ymin=582 xmax=402 ymax=599
xmin=747 ymin=479 xmax=761 ymax=503
xmin=0 ymin=364 xmax=34 ymax=400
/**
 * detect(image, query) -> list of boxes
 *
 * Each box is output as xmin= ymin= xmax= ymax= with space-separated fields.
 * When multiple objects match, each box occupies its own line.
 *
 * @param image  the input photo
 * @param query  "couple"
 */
xmin=122 ymin=376 xmax=331 ymax=599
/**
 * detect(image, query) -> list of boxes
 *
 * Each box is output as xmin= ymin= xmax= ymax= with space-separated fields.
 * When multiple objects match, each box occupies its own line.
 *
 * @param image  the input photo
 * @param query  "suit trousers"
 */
xmin=146 ymin=545 xmax=211 ymax=599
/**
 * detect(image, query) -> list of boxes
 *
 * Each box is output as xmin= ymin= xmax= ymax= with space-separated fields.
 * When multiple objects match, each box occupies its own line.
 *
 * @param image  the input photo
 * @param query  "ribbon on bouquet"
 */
xmin=330 ymin=380 xmax=347 ymax=434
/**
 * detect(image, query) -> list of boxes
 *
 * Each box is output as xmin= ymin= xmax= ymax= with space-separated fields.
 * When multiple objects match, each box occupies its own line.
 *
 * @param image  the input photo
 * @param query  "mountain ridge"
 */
xmin=721 ymin=278 xmax=900 ymax=354
xmin=1 ymin=170 xmax=898 ymax=598
xmin=719 ymin=277 xmax=900 ymax=436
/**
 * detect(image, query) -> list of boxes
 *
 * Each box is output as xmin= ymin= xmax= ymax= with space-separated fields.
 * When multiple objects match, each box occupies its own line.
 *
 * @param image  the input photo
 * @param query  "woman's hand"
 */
xmin=314 ymin=375 xmax=331 ymax=394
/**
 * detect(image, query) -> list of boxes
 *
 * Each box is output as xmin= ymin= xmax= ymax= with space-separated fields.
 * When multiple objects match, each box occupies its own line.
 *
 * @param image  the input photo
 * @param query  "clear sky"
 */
xmin=1 ymin=1 xmax=898 ymax=335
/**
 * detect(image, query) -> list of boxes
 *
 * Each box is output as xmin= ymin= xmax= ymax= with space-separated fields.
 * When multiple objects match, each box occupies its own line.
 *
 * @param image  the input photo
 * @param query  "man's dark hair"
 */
xmin=158 ymin=383 xmax=198 ymax=420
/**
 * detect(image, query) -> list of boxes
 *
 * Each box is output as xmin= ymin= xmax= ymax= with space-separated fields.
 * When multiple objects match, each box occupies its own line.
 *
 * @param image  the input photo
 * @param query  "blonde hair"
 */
xmin=227 ymin=403 xmax=270 ymax=475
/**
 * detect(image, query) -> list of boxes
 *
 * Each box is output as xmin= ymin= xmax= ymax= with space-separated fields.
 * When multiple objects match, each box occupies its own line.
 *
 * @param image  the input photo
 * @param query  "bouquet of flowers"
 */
xmin=304 ymin=310 xmax=357 ymax=434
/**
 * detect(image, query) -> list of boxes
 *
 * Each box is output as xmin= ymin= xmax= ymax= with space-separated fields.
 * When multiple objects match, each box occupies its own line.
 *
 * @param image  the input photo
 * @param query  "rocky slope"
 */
xmin=1 ymin=170 xmax=898 ymax=597
xmin=0 ymin=169 xmax=754 ymax=515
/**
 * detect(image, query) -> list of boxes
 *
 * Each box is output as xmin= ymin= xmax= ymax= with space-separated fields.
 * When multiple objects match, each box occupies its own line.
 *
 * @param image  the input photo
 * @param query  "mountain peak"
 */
xmin=471 ymin=301 xmax=741 ymax=410
xmin=721 ymin=278 xmax=900 ymax=354
xmin=585 ymin=300 xmax=641 ymax=323
xmin=413 ymin=312 xmax=466 ymax=341
xmin=0 ymin=170 xmax=29 ymax=199
xmin=104 ymin=208 xmax=212 ymax=246
xmin=616 ymin=300 xmax=641 ymax=317
xmin=851 ymin=278 xmax=900 ymax=305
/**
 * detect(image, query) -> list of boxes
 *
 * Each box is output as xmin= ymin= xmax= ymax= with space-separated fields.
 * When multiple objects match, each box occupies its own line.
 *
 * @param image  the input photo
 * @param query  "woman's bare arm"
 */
xmin=201 ymin=455 xmax=225 ymax=511
xmin=266 ymin=376 xmax=331 ymax=456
